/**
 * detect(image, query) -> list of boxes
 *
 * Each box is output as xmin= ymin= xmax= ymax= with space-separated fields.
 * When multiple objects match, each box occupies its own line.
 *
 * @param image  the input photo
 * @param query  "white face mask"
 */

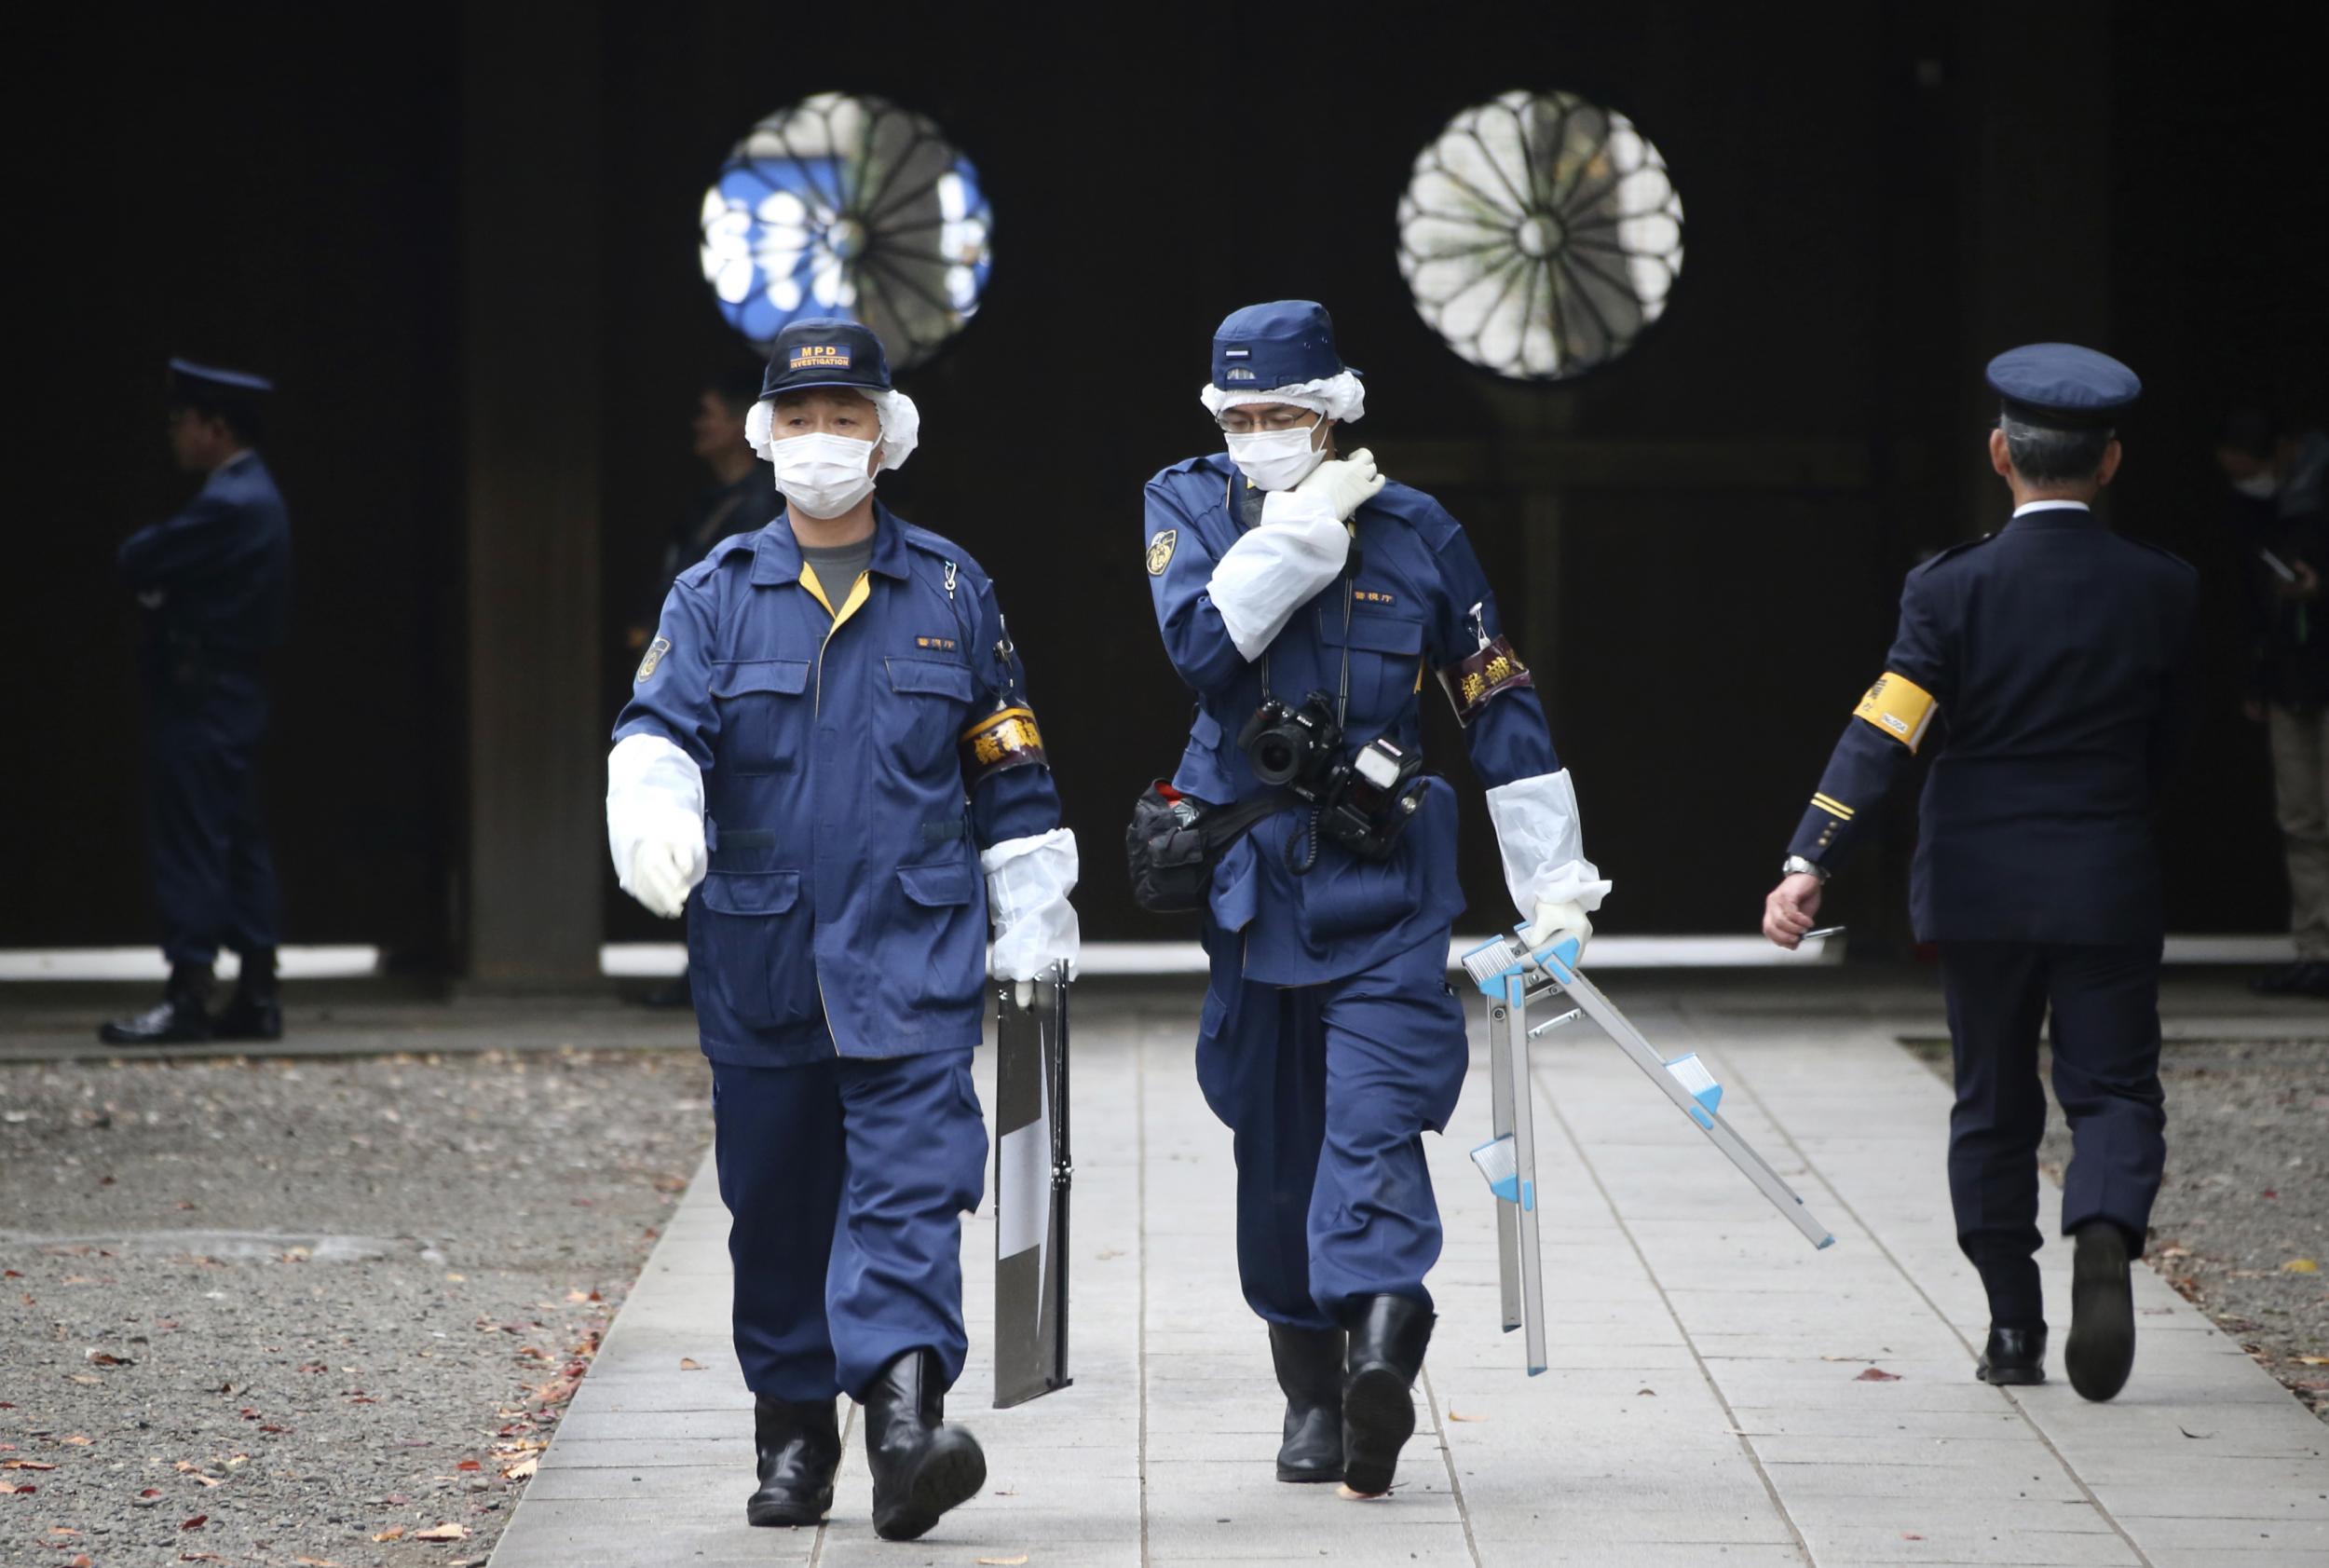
xmin=1225 ymin=417 xmax=1330 ymax=491
xmin=2232 ymin=470 xmax=2281 ymax=501
xmin=771 ymin=431 xmax=879 ymax=519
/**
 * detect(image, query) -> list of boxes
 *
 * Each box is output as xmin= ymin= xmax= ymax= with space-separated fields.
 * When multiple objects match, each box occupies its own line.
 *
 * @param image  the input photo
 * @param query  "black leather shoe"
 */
xmin=746 ymin=1395 xmax=840 ymax=1526
xmin=1975 ymin=1324 xmax=2048 ymax=1384
xmin=211 ymin=992 xmax=283 ymax=1042
xmin=1268 ymin=1324 xmax=1344 ymax=1483
xmin=100 ymin=968 xmax=212 ymax=1045
xmin=863 ymin=1349 xmax=985 ymax=1541
xmin=2066 ymin=1223 xmax=2136 ymax=1401
xmin=1341 ymin=1295 xmax=1433 ymax=1498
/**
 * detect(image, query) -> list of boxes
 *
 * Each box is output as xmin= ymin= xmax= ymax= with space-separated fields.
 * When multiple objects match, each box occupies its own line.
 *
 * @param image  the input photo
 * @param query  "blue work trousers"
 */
xmin=1940 ymin=940 xmax=2167 ymax=1328
xmin=147 ymin=726 xmax=279 ymax=969
xmin=1195 ymin=930 xmax=1469 ymax=1329
xmin=710 ymin=1047 xmax=987 ymax=1400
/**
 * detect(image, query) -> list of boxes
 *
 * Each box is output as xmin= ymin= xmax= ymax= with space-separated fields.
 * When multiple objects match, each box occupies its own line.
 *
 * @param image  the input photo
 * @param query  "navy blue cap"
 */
xmin=1211 ymin=300 xmax=1356 ymax=390
xmin=1985 ymin=343 xmax=2141 ymax=430
xmin=759 ymin=318 xmax=892 ymax=400
xmin=167 ymin=358 xmax=274 ymax=397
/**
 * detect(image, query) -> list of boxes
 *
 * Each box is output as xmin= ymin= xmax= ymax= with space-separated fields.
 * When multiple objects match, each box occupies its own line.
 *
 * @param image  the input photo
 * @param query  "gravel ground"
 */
xmin=0 ymin=1048 xmax=712 ymax=1567
xmin=1907 ymin=1036 xmax=2329 ymax=1418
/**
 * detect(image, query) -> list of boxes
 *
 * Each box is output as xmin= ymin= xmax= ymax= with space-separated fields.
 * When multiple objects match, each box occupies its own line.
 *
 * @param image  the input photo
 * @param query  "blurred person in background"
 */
xmin=102 ymin=361 xmax=293 ymax=1045
xmin=627 ymin=362 xmax=771 ymax=1010
xmin=2216 ymin=408 xmax=2329 ymax=997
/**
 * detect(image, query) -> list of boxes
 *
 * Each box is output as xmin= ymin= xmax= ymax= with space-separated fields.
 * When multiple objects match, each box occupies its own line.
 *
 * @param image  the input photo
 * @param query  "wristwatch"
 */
xmin=1781 ymin=854 xmax=1830 ymax=882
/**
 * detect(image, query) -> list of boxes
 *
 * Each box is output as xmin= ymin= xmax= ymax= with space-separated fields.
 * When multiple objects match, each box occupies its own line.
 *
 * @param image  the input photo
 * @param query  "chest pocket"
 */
xmin=884 ymin=656 xmax=974 ymax=777
xmin=712 ymin=659 xmax=810 ymax=775
xmin=1315 ymin=607 xmax=1425 ymax=721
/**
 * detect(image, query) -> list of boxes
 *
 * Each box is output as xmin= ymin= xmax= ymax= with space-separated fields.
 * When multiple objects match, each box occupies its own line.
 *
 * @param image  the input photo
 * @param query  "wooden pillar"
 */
xmin=458 ymin=10 xmax=605 ymax=983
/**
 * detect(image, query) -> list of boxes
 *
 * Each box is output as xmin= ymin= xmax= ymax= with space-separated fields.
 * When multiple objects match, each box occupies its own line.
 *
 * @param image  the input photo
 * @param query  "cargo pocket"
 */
xmin=884 ymin=657 xmax=974 ymax=776
xmin=693 ymin=868 xmax=812 ymax=1030
xmin=1317 ymin=607 xmax=1425 ymax=723
xmin=893 ymin=855 xmax=984 ymax=1016
xmin=710 ymin=660 xmax=810 ymax=776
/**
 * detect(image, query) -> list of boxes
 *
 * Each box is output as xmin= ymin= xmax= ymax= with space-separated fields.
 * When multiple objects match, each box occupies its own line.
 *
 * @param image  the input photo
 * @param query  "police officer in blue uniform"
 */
xmin=1764 ymin=344 xmax=2196 ymax=1403
xmin=607 ymin=320 xmax=1080 ymax=1537
xmin=103 ymin=361 xmax=294 ymax=1045
xmin=1143 ymin=302 xmax=1609 ymax=1495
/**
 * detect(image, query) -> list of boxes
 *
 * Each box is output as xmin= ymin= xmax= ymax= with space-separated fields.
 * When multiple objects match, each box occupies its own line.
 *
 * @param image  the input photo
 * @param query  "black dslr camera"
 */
xmin=1237 ymin=693 xmax=1429 ymax=861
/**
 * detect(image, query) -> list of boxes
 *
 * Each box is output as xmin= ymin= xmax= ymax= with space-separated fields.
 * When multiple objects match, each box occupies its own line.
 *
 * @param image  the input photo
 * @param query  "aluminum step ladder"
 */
xmin=1462 ymin=932 xmax=1834 ymax=1374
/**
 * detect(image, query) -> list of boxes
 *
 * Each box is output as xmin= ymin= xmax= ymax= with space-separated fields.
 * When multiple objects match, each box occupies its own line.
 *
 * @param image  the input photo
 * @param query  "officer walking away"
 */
xmin=626 ymin=362 xmax=773 ymax=1012
xmin=1142 ymin=302 xmax=1608 ymax=1496
xmin=2214 ymin=408 xmax=2329 ymax=996
xmin=102 ymin=361 xmax=294 ymax=1045
xmin=1763 ymin=345 xmax=2197 ymax=1402
xmin=606 ymin=320 xmax=1080 ymax=1538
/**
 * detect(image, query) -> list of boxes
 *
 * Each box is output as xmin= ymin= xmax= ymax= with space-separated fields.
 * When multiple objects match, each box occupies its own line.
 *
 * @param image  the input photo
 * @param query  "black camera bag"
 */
xmin=1124 ymin=781 xmax=1297 ymax=914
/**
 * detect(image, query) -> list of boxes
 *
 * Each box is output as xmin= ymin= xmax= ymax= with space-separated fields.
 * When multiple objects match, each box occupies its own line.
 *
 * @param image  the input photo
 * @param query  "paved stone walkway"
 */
xmin=487 ymin=983 xmax=2328 ymax=1568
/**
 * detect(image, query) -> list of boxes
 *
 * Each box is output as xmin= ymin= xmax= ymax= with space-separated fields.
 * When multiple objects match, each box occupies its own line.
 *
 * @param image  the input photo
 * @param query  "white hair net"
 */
xmin=1197 ymin=370 xmax=1366 ymax=426
xmin=745 ymin=388 xmax=919 ymax=471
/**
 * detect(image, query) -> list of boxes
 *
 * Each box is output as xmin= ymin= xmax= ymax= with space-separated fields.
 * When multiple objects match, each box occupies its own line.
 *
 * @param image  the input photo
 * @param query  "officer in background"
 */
xmin=1142 ymin=302 xmax=1608 ymax=1497
xmin=1764 ymin=344 xmax=2196 ymax=1403
xmin=607 ymin=320 xmax=1080 ymax=1538
xmin=103 ymin=361 xmax=294 ymax=1045
xmin=626 ymin=361 xmax=772 ymax=1012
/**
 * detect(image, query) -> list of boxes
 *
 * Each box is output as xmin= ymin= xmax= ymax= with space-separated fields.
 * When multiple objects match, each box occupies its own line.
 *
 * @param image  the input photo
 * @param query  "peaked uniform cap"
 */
xmin=1985 ymin=343 xmax=2141 ymax=430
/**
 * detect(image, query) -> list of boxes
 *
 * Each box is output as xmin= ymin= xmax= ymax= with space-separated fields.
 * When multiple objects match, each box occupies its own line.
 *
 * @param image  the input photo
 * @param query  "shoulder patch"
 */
xmin=1146 ymin=528 xmax=1178 ymax=576
xmin=634 ymin=635 xmax=671 ymax=684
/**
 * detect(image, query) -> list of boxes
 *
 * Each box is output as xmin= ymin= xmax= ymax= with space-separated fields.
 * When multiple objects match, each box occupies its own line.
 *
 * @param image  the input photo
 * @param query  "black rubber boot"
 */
xmin=1340 ymin=1295 xmax=1433 ymax=1498
xmin=1974 ymin=1323 xmax=2048 ymax=1385
xmin=863 ymin=1349 xmax=986 ymax=1541
xmin=212 ymin=949 xmax=282 ymax=1042
xmin=745 ymin=1395 xmax=841 ymax=1526
xmin=2065 ymin=1222 xmax=2136 ymax=1401
xmin=99 ymin=965 xmax=212 ymax=1045
xmin=1269 ymin=1324 xmax=1345 ymax=1483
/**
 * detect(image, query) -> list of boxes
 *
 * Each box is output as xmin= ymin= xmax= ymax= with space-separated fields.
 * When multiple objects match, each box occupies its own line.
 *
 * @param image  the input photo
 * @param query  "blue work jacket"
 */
xmin=615 ymin=505 xmax=1062 ymax=1065
xmin=1788 ymin=505 xmax=2198 ymax=943
xmin=1143 ymin=455 xmax=1559 ymax=986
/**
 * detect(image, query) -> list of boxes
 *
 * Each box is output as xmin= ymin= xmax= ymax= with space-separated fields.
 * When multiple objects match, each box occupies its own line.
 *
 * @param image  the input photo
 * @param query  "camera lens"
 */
xmin=1253 ymin=734 xmax=1298 ymax=784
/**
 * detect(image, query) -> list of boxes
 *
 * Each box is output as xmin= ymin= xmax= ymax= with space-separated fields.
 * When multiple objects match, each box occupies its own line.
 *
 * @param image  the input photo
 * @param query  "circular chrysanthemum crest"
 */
xmin=699 ymin=92 xmax=993 ymax=369
xmin=1397 ymin=89 xmax=1684 ymax=380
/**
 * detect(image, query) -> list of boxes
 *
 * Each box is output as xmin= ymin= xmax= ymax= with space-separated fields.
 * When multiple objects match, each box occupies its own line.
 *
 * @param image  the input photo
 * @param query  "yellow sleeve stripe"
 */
xmin=1811 ymin=793 xmax=1856 ymax=821
xmin=1852 ymin=671 xmax=1938 ymax=753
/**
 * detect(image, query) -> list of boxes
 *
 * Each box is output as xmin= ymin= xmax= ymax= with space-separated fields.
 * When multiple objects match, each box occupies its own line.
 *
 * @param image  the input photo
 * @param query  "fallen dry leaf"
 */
xmin=66 ymin=1375 xmax=102 ymax=1386
xmin=372 ymin=1528 xmax=406 ymax=1542
xmin=182 ymin=1513 xmax=209 ymax=1529
xmin=180 ymin=1555 xmax=224 ymax=1563
xmin=1855 ymin=1368 xmax=1902 ymax=1382
xmin=414 ymin=1522 xmax=470 ymax=1542
xmin=295 ymin=1558 xmax=343 ymax=1566
xmin=455 ymin=1460 xmax=482 ymax=1472
xmin=976 ymin=1557 xmax=1029 ymax=1567
xmin=85 ymin=1350 xmax=133 ymax=1367
xmin=2282 ymin=1259 xmax=2319 ymax=1274
xmin=1446 ymin=1407 xmax=1485 ymax=1422
xmin=1 ymin=1482 xmax=32 ymax=1494
xmin=195 ymin=1475 xmax=227 ymax=1488
xmin=678 ymin=1357 xmax=704 ymax=1370
xmin=61 ymin=1436 xmax=92 ymax=1446
xmin=2296 ymin=1356 xmax=2329 ymax=1367
xmin=1 ymin=1461 xmax=57 ymax=1471
xmin=72 ymin=1557 xmax=92 ymax=1568
xmin=502 ymin=1456 xmax=538 ymax=1480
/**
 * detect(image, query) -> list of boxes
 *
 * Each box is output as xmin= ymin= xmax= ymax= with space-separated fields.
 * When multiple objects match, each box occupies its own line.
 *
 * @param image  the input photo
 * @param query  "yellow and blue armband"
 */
xmin=1851 ymin=672 xmax=1937 ymax=752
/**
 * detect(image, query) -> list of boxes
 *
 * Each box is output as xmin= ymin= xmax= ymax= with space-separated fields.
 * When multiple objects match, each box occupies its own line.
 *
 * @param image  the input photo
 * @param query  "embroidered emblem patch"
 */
xmin=1146 ymin=528 xmax=1178 ymax=576
xmin=634 ymin=635 xmax=671 ymax=684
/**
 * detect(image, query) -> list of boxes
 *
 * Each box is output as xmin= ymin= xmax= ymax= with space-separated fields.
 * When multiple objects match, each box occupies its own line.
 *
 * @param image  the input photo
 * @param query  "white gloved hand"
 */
xmin=628 ymin=826 xmax=705 ymax=920
xmin=985 ymin=829 xmax=1079 ymax=1012
xmin=1520 ymin=898 xmax=1593 ymax=959
xmin=1294 ymin=445 xmax=1384 ymax=522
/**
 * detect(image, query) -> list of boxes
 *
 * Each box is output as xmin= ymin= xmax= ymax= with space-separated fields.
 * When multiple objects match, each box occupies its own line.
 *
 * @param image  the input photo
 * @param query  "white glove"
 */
xmin=607 ymin=733 xmax=708 ymax=919
xmin=1520 ymin=898 xmax=1593 ymax=958
xmin=1294 ymin=446 xmax=1384 ymax=522
xmin=1485 ymin=770 xmax=1612 ymax=949
xmin=629 ymin=831 xmax=705 ymax=920
xmin=1208 ymin=497 xmax=1350 ymax=660
xmin=984 ymin=829 xmax=1080 ymax=1008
